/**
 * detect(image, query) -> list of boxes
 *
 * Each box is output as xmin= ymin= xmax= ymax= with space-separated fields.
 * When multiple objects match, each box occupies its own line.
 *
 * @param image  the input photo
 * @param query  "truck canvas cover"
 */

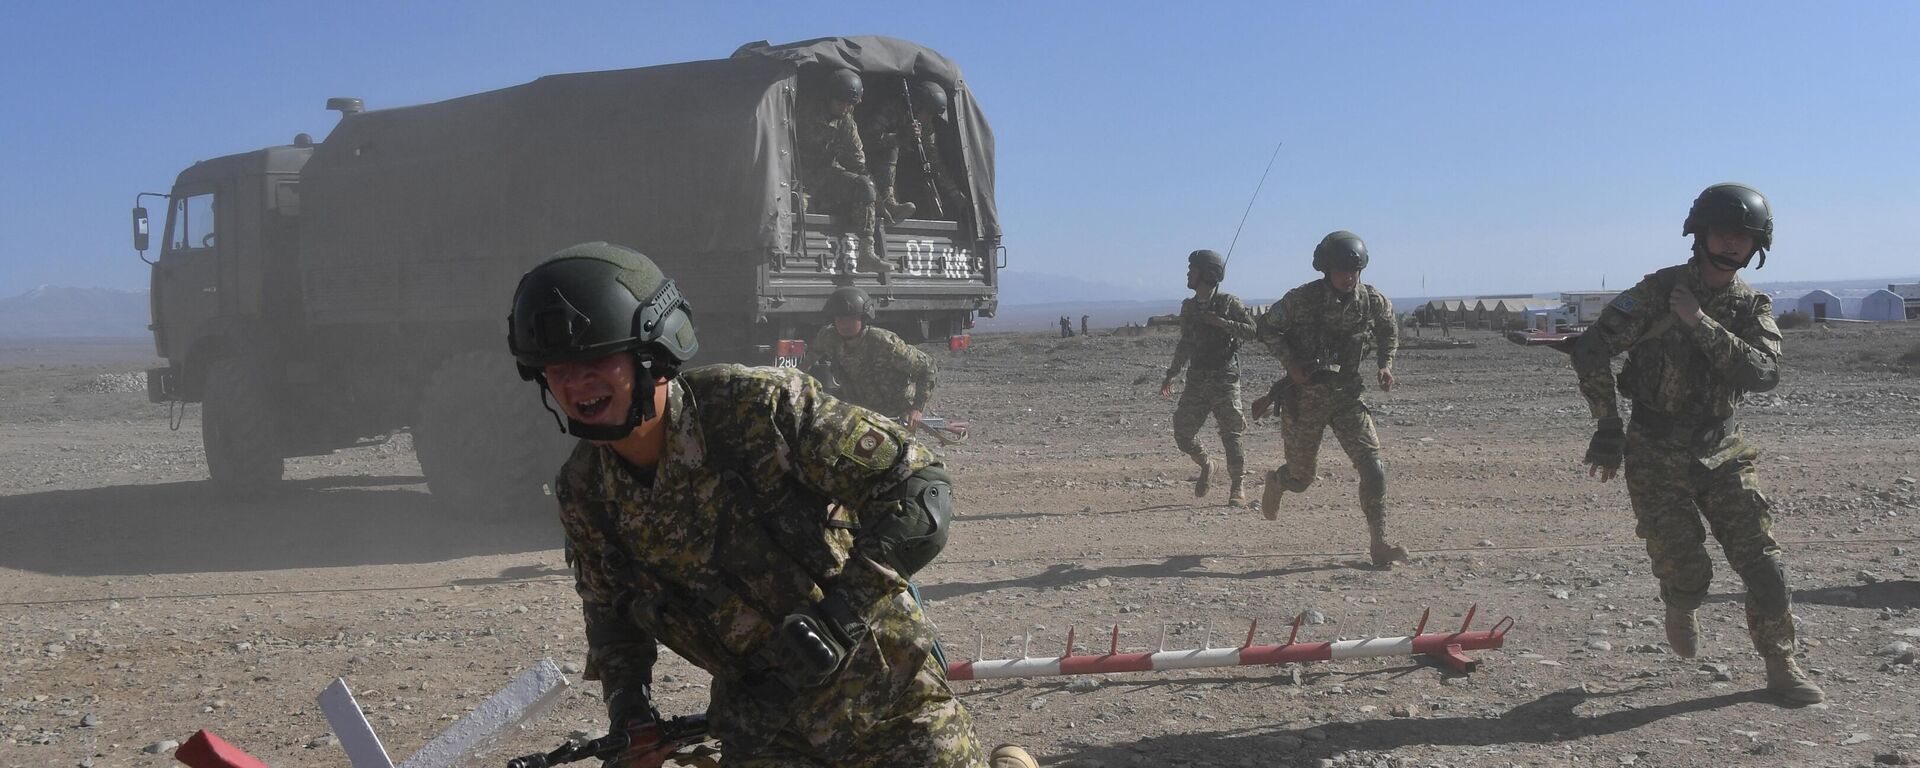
xmin=298 ymin=36 xmax=997 ymax=326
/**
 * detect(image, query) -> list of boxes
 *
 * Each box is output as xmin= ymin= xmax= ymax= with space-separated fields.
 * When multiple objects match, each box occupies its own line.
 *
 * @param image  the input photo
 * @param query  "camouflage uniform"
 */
xmin=1570 ymin=262 xmax=1794 ymax=658
xmin=796 ymin=98 xmax=877 ymax=240
xmin=1166 ymin=291 xmax=1257 ymax=490
xmin=556 ymin=365 xmax=983 ymax=766
xmin=1256 ymin=279 xmax=1398 ymax=533
xmin=808 ymin=324 xmax=937 ymax=418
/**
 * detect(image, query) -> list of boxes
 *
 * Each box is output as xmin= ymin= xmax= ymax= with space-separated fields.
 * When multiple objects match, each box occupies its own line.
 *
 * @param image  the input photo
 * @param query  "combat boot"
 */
xmin=851 ymin=234 xmax=893 ymax=275
xmin=882 ymin=199 xmax=917 ymax=223
xmin=1664 ymin=604 xmax=1699 ymax=659
xmin=1227 ymin=476 xmax=1246 ymax=507
xmin=1763 ymin=654 xmax=1826 ymax=704
xmin=1193 ymin=457 xmax=1214 ymax=498
xmin=1368 ymin=528 xmax=1410 ymax=566
xmin=1260 ymin=469 xmax=1285 ymax=521
xmin=990 ymin=745 xmax=1039 ymax=768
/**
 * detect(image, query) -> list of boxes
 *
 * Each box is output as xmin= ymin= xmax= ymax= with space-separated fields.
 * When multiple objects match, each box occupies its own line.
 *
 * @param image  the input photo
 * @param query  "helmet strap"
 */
xmin=1694 ymin=239 xmax=1757 ymax=272
xmin=550 ymin=353 xmax=660 ymax=442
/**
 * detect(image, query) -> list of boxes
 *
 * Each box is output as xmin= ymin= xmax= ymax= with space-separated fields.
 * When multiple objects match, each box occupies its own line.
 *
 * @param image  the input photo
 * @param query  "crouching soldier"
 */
xmin=507 ymin=242 xmax=1036 ymax=765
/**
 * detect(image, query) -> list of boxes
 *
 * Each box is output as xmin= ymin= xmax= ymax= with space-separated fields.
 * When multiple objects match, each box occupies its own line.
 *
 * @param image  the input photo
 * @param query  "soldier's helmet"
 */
xmin=825 ymin=285 xmax=876 ymax=321
xmin=827 ymin=68 xmax=864 ymax=104
xmin=1187 ymin=249 xmax=1226 ymax=284
xmin=507 ymin=242 xmax=698 ymax=382
xmin=912 ymin=80 xmax=948 ymax=118
xmin=1311 ymin=231 xmax=1369 ymax=272
xmin=1684 ymin=183 xmax=1772 ymax=267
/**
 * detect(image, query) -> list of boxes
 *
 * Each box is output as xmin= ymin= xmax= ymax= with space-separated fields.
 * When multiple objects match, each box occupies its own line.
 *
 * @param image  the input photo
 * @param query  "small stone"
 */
xmin=1700 ymin=663 xmax=1733 ymax=682
xmin=1585 ymin=639 xmax=1613 ymax=652
xmin=559 ymin=661 xmax=583 ymax=675
xmin=1748 ymin=742 xmax=1780 ymax=756
xmin=79 ymin=713 xmax=100 ymax=727
xmin=1893 ymin=627 xmax=1920 ymax=639
xmin=307 ymin=733 xmax=340 ymax=749
xmin=1026 ymin=697 xmax=1047 ymax=711
xmin=1880 ymin=642 xmax=1915 ymax=657
xmin=1391 ymin=705 xmax=1416 ymax=717
xmin=1093 ymin=577 xmax=1111 ymax=588
xmin=1302 ymin=610 xmax=1329 ymax=625
xmin=143 ymin=740 xmax=180 ymax=754
xmin=1550 ymin=589 xmax=1571 ymax=600
xmin=1875 ymin=752 xmax=1915 ymax=766
xmin=1067 ymin=677 xmax=1099 ymax=692
xmin=232 ymin=641 xmax=253 ymax=652
xmin=1476 ymin=539 xmax=1494 ymax=547
xmin=1843 ymin=733 xmax=1873 ymax=746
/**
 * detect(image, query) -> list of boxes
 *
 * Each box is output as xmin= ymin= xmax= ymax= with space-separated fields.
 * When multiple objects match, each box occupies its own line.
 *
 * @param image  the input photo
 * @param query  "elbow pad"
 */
xmin=863 ymin=466 xmax=954 ymax=577
xmin=1735 ymin=352 xmax=1780 ymax=393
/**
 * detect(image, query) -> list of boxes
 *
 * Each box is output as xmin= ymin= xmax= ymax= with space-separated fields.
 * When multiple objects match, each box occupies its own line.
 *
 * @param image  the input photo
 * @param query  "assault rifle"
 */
xmin=899 ymin=79 xmax=945 ymax=219
xmin=506 ymin=714 xmax=709 ymax=768
xmin=908 ymin=413 xmax=970 ymax=444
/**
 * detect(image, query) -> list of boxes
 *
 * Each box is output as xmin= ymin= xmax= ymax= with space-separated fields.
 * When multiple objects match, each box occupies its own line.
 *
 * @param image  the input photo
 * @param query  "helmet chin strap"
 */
xmin=538 ymin=354 xmax=660 ymax=442
xmin=1695 ymin=240 xmax=1761 ymax=272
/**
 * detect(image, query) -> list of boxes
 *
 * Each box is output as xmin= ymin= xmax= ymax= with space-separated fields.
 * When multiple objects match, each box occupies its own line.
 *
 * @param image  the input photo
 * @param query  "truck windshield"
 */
xmin=168 ymin=193 xmax=216 ymax=250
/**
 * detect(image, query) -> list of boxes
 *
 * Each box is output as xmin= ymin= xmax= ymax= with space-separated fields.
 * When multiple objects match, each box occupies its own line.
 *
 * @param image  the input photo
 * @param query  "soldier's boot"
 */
xmin=1260 ymin=468 xmax=1286 ymax=521
xmin=990 ymin=744 xmax=1040 ymax=768
xmin=1762 ymin=653 xmax=1826 ymax=704
xmin=1193 ymin=456 xmax=1214 ymax=498
xmin=1664 ymin=605 xmax=1699 ymax=659
xmin=881 ymin=198 xmax=917 ymax=223
xmin=851 ymin=234 xmax=894 ymax=275
xmin=1367 ymin=525 xmax=1410 ymax=566
xmin=1227 ymin=475 xmax=1246 ymax=507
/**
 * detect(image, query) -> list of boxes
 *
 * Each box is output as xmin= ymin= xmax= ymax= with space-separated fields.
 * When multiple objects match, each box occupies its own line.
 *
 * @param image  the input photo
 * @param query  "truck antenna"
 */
xmin=1224 ymin=141 xmax=1282 ymax=263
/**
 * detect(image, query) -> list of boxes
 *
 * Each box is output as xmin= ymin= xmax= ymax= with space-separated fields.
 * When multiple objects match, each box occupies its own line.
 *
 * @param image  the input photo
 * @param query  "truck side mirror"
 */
xmin=133 ymin=207 xmax=150 ymax=253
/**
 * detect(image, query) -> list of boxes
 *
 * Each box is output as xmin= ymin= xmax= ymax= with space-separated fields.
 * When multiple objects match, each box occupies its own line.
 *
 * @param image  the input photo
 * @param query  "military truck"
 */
xmin=132 ymin=36 xmax=1002 ymax=510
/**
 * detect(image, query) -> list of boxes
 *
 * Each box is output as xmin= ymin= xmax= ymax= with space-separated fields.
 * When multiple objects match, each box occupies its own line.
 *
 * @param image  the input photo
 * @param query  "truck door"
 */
xmin=152 ymin=188 xmax=223 ymax=361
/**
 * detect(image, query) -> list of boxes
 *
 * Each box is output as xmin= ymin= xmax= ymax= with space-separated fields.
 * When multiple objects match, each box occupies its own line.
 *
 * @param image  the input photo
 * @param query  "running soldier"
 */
xmin=1253 ymin=231 xmax=1409 ymax=566
xmin=1569 ymin=183 xmax=1823 ymax=704
xmin=508 ymin=243 xmax=1036 ymax=765
xmin=1160 ymin=249 xmax=1256 ymax=506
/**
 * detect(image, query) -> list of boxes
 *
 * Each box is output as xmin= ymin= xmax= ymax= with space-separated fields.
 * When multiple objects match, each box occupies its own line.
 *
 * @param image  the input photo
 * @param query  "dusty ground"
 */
xmin=2 ymin=323 xmax=1918 ymax=768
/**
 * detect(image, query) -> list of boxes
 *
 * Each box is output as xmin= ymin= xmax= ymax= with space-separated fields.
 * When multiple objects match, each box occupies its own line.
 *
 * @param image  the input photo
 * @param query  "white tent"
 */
xmin=1858 ymin=289 xmax=1908 ymax=322
xmin=1797 ymin=289 xmax=1845 ymax=321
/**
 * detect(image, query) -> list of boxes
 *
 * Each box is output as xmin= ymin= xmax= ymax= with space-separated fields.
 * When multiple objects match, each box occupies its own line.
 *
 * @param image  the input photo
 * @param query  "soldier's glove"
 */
xmin=1584 ymin=417 xmax=1625 ymax=470
xmin=601 ymin=687 xmax=674 ymax=768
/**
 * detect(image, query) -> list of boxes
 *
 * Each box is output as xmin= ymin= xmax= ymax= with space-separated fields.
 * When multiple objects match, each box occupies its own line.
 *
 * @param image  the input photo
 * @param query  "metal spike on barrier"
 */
xmin=945 ymin=605 xmax=1513 ymax=682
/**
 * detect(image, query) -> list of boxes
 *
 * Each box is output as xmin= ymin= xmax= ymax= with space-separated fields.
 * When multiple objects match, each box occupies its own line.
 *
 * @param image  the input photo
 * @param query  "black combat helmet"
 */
xmin=1311 ymin=231 xmax=1369 ymax=272
xmin=911 ymin=80 xmax=948 ymax=118
xmin=825 ymin=285 xmax=876 ymax=321
xmin=1683 ymin=183 xmax=1772 ymax=269
xmin=507 ymin=242 xmax=697 ymax=439
xmin=1188 ymin=249 xmax=1226 ymax=284
xmin=828 ymin=68 xmax=864 ymax=103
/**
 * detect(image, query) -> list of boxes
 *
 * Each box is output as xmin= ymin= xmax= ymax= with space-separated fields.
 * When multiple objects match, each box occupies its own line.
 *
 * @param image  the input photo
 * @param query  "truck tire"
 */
xmin=414 ymin=351 xmax=573 ymax=519
xmin=201 ymin=357 xmax=285 ymax=489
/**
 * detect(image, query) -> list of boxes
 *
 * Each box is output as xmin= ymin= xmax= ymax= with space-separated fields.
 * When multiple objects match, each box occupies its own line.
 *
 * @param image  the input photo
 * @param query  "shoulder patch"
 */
xmin=840 ymin=416 xmax=900 ymax=471
xmin=1609 ymin=294 xmax=1638 ymax=313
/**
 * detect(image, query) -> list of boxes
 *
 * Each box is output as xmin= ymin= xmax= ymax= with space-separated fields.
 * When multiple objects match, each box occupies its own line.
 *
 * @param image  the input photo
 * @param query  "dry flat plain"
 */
xmin=2 ymin=323 xmax=1918 ymax=768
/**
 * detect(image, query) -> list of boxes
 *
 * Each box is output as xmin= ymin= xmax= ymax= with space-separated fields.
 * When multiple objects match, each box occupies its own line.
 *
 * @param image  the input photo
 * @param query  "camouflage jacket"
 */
xmin=1571 ymin=261 xmax=1780 ymax=451
xmin=810 ymin=325 xmax=936 ymax=416
xmin=796 ymin=98 xmax=867 ymax=179
xmin=1165 ymin=291 xmax=1256 ymax=379
xmin=1256 ymin=280 xmax=1397 ymax=387
xmin=555 ymin=365 xmax=946 ymax=752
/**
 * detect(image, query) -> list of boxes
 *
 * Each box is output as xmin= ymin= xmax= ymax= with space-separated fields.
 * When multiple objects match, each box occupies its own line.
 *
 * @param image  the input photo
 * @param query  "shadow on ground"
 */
xmin=1706 ymin=580 xmax=1920 ymax=611
xmin=0 ymin=475 xmax=563 ymax=576
xmin=921 ymin=556 xmax=1343 ymax=601
xmin=1047 ymin=686 xmax=1762 ymax=767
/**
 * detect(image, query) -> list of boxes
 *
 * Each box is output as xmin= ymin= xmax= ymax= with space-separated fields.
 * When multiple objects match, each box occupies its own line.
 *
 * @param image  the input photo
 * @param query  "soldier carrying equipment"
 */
xmin=900 ymin=79 xmax=945 ymax=219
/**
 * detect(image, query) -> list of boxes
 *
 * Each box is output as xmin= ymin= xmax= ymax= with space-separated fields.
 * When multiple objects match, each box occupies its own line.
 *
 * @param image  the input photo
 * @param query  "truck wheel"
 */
xmin=201 ymin=357 xmax=285 ymax=489
xmin=414 ymin=351 xmax=573 ymax=519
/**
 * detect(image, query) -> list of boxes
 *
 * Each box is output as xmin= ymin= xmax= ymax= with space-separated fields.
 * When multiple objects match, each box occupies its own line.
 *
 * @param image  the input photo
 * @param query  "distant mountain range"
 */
xmin=0 ymin=286 xmax=150 ymax=338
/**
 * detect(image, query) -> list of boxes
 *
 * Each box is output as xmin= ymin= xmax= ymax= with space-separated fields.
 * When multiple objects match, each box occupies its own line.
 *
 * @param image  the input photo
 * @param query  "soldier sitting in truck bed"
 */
xmin=860 ymin=79 xmax=969 ymax=225
xmin=798 ymin=68 xmax=892 ymax=275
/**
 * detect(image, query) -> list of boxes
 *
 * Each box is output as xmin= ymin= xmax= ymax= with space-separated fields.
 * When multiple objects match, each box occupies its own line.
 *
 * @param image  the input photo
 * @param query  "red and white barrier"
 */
xmin=946 ymin=606 xmax=1513 ymax=682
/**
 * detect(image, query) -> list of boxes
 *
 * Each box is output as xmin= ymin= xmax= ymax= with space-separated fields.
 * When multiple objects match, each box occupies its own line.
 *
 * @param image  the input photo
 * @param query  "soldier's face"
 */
xmin=830 ymin=98 xmax=857 ymax=117
xmin=1327 ymin=270 xmax=1361 ymax=294
xmin=542 ymin=353 xmax=636 ymax=427
xmin=834 ymin=315 xmax=866 ymax=338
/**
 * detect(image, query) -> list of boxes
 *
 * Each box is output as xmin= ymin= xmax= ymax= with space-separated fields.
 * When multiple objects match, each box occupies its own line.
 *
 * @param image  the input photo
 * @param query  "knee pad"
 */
xmin=1739 ymin=555 xmax=1791 ymax=616
xmin=855 ymin=177 xmax=877 ymax=203
xmin=1356 ymin=456 xmax=1387 ymax=498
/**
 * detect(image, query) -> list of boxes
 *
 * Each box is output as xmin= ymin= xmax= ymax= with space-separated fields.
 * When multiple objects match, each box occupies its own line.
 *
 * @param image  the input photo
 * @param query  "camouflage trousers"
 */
xmin=1173 ymin=370 xmax=1247 ymax=480
xmin=803 ymin=168 xmax=877 ymax=237
xmin=1271 ymin=380 xmax=1389 ymax=532
xmin=725 ymin=674 xmax=983 ymax=767
xmin=1624 ymin=423 xmax=1795 ymax=658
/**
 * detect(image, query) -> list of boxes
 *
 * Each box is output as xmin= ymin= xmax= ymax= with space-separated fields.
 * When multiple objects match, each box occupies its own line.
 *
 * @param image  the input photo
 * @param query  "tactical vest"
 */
xmin=1183 ymin=293 xmax=1244 ymax=372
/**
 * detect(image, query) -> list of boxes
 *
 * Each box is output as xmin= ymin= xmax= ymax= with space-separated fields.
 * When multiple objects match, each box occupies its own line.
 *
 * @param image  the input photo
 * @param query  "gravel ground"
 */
xmin=1 ymin=322 xmax=1916 ymax=768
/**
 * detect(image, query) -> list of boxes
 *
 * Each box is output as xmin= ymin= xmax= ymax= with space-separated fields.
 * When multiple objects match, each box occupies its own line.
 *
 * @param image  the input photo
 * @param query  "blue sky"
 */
xmin=3 ymin=2 xmax=1916 ymax=300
